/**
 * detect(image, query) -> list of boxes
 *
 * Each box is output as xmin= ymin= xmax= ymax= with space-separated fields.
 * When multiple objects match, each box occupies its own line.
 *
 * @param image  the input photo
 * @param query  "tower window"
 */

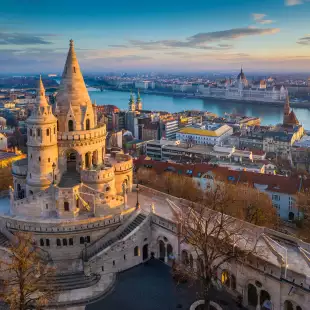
xmin=57 ymin=121 xmax=59 ymax=131
xmin=54 ymin=127 xmax=56 ymax=134
xmin=86 ymin=119 xmax=90 ymax=130
xmin=39 ymin=157 xmax=41 ymax=162
xmin=80 ymin=237 xmax=85 ymax=244
xmin=64 ymin=201 xmax=69 ymax=211
xmin=56 ymin=239 xmax=61 ymax=246
xmin=40 ymin=239 xmax=44 ymax=246
xmin=37 ymin=129 xmax=40 ymax=137
xmin=48 ymin=158 xmax=50 ymax=163
xmin=63 ymin=239 xmax=67 ymax=246
xmin=46 ymin=239 xmax=50 ymax=247
xmin=46 ymin=129 xmax=50 ymax=136
xmin=73 ymin=67 xmax=76 ymax=73
xmin=68 ymin=120 xmax=74 ymax=132
xmin=69 ymin=238 xmax=73 ymax=246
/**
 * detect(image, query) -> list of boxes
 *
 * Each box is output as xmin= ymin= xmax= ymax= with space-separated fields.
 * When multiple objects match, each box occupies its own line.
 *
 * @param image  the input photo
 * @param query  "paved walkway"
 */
xmin=86 ymin=260 xmax=245 ymax=310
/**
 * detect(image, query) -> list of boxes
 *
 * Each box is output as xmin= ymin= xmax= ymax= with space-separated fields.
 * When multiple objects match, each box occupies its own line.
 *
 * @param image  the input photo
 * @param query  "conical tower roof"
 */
xmin=36 ymin=76 xmax=48 ymax=107
xmin=56 ymin=40 xmax=91 ymax=109
xmin=136 ymin=90 xmax=141 ymax=103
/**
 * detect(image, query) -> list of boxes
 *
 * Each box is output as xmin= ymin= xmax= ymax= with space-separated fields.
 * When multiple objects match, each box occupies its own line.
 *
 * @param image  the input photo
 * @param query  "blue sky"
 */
xmin=1 ymin=0 xmax=310 ymax=73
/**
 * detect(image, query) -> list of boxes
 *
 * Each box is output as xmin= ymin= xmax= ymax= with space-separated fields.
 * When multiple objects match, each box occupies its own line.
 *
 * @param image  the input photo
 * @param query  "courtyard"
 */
xmin=86 ymin=259 xmax=244 ymax=310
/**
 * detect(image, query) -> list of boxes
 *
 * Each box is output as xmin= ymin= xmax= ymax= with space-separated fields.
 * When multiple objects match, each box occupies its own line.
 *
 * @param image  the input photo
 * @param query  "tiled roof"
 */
xmin=134 ymin=158 xmax=310 ymax=195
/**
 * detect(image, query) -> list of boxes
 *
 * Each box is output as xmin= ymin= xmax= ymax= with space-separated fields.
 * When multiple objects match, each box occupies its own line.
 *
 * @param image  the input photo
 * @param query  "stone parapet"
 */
xmin=80 ymin=166 xmax=114 ymax=185
xmin=12 ymin=158 xmax=28 ymax=177
xmin=57 ymin=126 xmax=106 ymax=142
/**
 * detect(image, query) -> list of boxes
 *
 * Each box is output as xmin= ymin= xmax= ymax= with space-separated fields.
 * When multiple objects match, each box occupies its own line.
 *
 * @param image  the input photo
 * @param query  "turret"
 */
xmin=55 ymin=40 xmax=96 ymax=132
xmin=136 ymin=90 xmax=142 ymax=110
xmin=26 ymin=77 xmax=59 ymax=195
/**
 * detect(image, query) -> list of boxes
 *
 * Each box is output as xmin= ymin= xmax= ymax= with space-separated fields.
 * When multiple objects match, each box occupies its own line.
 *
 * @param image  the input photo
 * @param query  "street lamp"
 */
xmin=136 ymin=182 xmax=140 ymax=209
xmin=52 ymin=162 xmax=56 ymax=185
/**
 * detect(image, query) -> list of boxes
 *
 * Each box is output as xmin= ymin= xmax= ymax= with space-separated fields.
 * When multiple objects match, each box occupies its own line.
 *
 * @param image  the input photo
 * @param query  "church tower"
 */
xmin=283 ymin=95 xmax=290 ymax=124
xmin=26 ymin=77 xmax=59 ymax=196
xmin=128 ymin=92 xmax=135 ymax=112
xmin=136 ymin=90 xmax=142 ymax=110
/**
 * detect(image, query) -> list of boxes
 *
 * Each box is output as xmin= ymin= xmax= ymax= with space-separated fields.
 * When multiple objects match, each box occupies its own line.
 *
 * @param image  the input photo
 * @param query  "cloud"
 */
xmin=129 ymin=27 xmax=279 ymax=51
xmin=108 ymin=44 xmax=129 ymax=48
xmin=285 ymin=0 xmax=310 ymax=6
xmin=297 ymin=35 xmax=310 ymax=45
xmin=252 ymin=13 xmax=274 ymax=24
xmin=0 ymin=32 xmax=53 ymax=45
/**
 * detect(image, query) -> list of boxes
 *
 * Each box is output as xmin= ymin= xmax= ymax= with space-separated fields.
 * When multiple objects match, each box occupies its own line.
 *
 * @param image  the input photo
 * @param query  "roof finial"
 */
xmin=70 ymin=39 xmax=74 ymax=47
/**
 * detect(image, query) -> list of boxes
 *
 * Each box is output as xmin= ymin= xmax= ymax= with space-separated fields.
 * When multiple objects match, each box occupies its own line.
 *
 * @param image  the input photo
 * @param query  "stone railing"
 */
xmin=81 ymin=165 xmax=114 ymax=184
xmin=151 ymin=214 xmax=178 ymax=234
xmin=57 ymin=126 xmax=106 ymax=142
xmin=5 ymin=213 xmax=123 ymax=234
xmin=84 ymin=209 xmax=139 ymax=260
xmin=11 ymin=158 xmax=28 ymax=176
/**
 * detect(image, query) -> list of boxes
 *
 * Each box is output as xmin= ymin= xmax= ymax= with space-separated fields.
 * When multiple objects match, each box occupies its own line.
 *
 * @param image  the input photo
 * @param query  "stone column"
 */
xmin=256 ymin=289 xmax=261 ymax=310
xmin=164 ymin=245 xmax=168 ymax=263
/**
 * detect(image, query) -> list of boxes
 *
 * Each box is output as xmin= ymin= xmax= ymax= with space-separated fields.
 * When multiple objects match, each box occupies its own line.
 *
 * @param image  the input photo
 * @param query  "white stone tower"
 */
xmin=26 ymin=77 xmax=59 ymax=196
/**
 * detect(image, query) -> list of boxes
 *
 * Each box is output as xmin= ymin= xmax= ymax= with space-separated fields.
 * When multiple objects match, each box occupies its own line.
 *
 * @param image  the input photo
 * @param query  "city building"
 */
xmin=0 ymin=41 xmax=309 ymax=310
xmin=176 ymin=123 xmax=233 ymax=146
xmin=198 ymin=67 xmax=288 ymax=103
xmin=159 ymin=118 xmax=179 ymax=140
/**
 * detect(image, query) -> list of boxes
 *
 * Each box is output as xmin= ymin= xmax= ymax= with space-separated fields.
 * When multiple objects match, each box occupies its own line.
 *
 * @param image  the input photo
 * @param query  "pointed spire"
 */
xmin=136 ymin=89 xmax=141 ymax=103
xmin=56 ymin=39 xmax=91 ymax=108
xmin=36 ymin=76 xmax=48 ymax=107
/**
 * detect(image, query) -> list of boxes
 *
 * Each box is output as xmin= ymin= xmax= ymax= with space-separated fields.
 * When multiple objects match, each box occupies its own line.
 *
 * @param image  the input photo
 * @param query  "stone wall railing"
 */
xmin=85 ymin=209 xmax=139 ymax=260
xmin=5 ymin=213 xmax=123 ymax=233
xmin=12 ymin=158 xmax=28 ymax=176
xmin=151 ymin=214 xmax=178 ymax=233
xmin=57 ymin=126 xmax=106 ymax=142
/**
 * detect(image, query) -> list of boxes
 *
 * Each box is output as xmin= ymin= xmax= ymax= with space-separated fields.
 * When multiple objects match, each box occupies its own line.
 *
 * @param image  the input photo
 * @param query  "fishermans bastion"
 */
xmin=0 ymin=41 xmax=309 ymax=310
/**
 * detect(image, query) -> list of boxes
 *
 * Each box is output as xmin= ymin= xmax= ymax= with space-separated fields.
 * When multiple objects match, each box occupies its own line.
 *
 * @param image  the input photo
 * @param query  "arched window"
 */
xmin=86 ymin=119 xmax=90 ymax=130
xmin=40 ymin=239 xmax=44 ymax=246
xmin=73 ymin=66 xmax=76 ymax=73
xmin=221 ymin=271 xmax=230 ymax=287
xmin=54 ymin=127 xmax=56 ymax=134
xmin=68 ymin=120 xmax=74 ymax=132
xmin=39 ymin=157 xmax=41 ymax=162
xmin=46 ymin=128 xmax=50 ymax=136
xmin=37 ymin=128 xmax=40 ymax=137
xmin=80 ymin=237 xmax=85 ymax=244
xmin=134 ymin=246 xmax=140 ymax=256
xmin=63 ymin=239 xmax=67 ymax=246
xmin=57 ymin=121 xmax=59 ymax=131
xmin=113 ymin=260 xmax=115 ymax=266
xmin=56 ymin=239 xmax=61 ymax=246
xmin=69 ymin=238 xmax=73 ymax=246
xmin=86 ymin=236 xmax=90 ymax=243
xmin=64 ymin=201 xmax=69 ymax=211
xmin=46 ymin=239 xmax=50 ymax=247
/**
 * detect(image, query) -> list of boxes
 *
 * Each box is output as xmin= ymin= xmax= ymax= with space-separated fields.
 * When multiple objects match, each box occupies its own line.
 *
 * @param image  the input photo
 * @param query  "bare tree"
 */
xmin=0 ymin=232 xmax=55 ymax=310
xmin=295 ymin=191 xmax=310 ymax=242
xmin=172 ymin=183 xmax=264 ymax=310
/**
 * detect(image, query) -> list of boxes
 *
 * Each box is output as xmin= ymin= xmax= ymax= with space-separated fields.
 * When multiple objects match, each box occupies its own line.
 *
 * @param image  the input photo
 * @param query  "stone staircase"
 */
xmin=85 ymin=213 xmax=147 ymax=260
xmin=40 ymin=272 xmax=100 ymax=291
xmin=0 ymin=232 xmax=9 ymax=247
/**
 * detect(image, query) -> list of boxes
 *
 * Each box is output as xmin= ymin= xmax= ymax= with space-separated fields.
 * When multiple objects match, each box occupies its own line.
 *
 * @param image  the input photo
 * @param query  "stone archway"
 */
xmin=143 ymin=244 xmax=148 ymax=260
xmin=284 ymin=300 xmax=294 ymax=310
xmin=181 ymin=250 xmax=189 ymax=265
xmin=66 ymin=149 xmax=78 ymax=172
xmin=167 ymin=243 xmax=173 ymax=260
xmin=159 ymin=240 xmax=165 ymax=261
xmin=247 ymin=284 xmax=258 ymax=308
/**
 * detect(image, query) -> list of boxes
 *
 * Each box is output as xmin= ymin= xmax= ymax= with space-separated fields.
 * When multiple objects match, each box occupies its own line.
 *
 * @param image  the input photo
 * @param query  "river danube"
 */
xmin=88 ymin=89 xmax=310 ymax=129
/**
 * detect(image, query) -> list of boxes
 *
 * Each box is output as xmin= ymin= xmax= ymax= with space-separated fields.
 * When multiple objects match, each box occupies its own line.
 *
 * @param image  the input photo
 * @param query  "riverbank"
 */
xmin=93 ymin=86 xmax=310 ymax=109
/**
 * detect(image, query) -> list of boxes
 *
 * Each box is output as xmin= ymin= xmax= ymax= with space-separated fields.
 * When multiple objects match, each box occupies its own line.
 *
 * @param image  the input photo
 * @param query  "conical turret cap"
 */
xmin=36 ymin=76 xmax=48 ymax=107
xmin=56 ymin=40 xmax=91 ymax=108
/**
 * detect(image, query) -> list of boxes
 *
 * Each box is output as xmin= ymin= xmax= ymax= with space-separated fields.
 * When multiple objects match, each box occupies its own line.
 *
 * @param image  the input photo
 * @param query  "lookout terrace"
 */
xmin=0 ymin=41 xmax=308 ymax=310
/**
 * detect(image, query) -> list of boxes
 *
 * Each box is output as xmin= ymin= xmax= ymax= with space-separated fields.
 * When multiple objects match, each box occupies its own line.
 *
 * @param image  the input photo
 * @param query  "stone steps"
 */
xmin=0 ymin=232 xmax=9 ymax=247
xmin=40 ymin=272 xmax=100 ymax=291
xmin=86 ymin=213 xmax=146 ymax=259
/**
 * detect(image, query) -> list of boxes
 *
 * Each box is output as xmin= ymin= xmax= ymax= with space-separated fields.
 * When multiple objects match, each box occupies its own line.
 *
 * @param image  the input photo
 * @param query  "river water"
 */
xmin=88 ymin=89 xmax=310 ymax=128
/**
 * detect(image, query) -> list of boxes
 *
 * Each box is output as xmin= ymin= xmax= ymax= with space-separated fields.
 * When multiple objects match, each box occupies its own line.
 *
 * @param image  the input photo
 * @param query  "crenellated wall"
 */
xmin=112 ymin=153 xmax=133 ymax=194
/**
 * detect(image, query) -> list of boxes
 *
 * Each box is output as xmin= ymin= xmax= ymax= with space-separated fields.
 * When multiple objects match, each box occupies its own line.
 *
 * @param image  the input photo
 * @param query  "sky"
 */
xmin=1 ymin=0 xmax=310 ymax=73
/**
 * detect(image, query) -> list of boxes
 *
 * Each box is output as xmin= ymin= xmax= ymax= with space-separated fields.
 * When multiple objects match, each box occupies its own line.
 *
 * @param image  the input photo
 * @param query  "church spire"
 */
xmin=36 ymin=76 xmax=48 ymax=107
xmin=136 ymin=89 xmax=142 ymax=110
xmin=129 ymin=91 xmax=135 ymax=111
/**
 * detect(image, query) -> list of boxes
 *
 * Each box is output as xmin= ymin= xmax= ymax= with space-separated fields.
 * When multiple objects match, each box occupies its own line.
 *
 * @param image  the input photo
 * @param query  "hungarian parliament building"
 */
xmin=198 ymin=68 xmax=288 ymax=103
